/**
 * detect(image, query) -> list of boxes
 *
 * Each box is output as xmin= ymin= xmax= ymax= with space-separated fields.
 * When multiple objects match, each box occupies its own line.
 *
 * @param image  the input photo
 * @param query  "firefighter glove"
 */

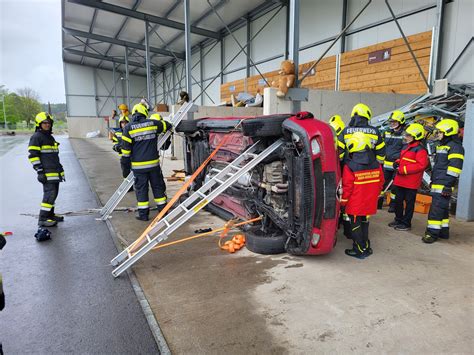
xmin=441 ymin=186 xmax=452 ymax=197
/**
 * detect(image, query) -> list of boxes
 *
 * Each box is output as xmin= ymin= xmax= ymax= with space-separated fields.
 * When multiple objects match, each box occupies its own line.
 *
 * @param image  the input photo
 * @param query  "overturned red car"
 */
xmin=176 ymin=112 xmax=341 ymax=255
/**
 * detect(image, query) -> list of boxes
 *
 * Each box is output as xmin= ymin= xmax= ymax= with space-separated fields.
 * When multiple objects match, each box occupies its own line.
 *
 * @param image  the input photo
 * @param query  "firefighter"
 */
xmin=118 ymin=103 xmax=130 ymax=123
xmin=121 ymin=103 xmax=172 ymax=221
xmin=338 ymin=103 xmax=386 ymax=165
xmin=423 ymin=119 xmax=464 ymax=243
xmin=389 ymin=123 xmax=428 ymax=231
xmin=380 ymin=110 xmax=406 ymax=212
xmin=340 ymin=132 xmax=384 ymax=259
xmin=329 ymin=115 xmax=351 ymax=239
xmin=112 ymin=117 xmax=133 ymax=191
xmin=28 ymin=112 xmax=65 ymax=227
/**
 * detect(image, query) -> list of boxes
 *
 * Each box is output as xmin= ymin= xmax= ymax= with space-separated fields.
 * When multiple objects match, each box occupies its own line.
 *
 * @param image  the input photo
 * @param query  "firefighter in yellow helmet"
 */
xmin=423 ymin=118 xmax=464 ymax=243
xmin=380 ymin=110 xmax=406 ymax=212
xmin=121 ymin=103 xmax=172 ymax=221
xmin=338 ymin=103 xmax=386 ymax=166
xmin=112 ymin=115 xmax=133 ymax=190
xmin=27 ymin=112 xmax=65 ymax=229
xmin=340 ymin=132 xmax=384 ymax=258
xmin=118 ymin=103 xmax=130 ymax=123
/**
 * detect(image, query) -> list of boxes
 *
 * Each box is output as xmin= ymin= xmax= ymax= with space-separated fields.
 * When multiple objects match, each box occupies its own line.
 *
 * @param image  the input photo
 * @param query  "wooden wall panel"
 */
xmin=220 ymin=31 xmax=432 ymax=102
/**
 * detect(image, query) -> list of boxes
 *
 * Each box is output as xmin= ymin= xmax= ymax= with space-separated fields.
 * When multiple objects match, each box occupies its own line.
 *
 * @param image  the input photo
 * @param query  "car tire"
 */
xmin=176 ymin=119 xmax=201 ymax=133
xmin=241 ymin=115 xmax=292 ymax=137
xmin=245 ymin=227 xmax=287 ymax=255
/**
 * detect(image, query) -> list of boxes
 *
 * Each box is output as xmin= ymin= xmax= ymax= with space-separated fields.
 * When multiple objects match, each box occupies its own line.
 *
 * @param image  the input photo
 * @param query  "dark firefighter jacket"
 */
xmin=338 ymin=115 xmax=386 ymax=164
xmin=121 ymin=113 xmax=171 ymax=172
xmin=393 ymin=141 xmax=428 ymax=189
xmin=112 ymin=130 xmax=125 ymax=157
xmin=341 ymin=151 xmax=384 ymax=216
xmin=383 ymin=127 xmax=405 ymax=170
xmin=430 ymin=136 xmax=464 ymax=193
xmin=28 ymin=130 xmax=64 ymax=182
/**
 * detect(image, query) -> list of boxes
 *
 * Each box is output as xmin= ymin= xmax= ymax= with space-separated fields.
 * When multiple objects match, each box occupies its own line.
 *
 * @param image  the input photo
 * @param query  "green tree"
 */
xmin=16 ymin=88 xmax=41 ymax=128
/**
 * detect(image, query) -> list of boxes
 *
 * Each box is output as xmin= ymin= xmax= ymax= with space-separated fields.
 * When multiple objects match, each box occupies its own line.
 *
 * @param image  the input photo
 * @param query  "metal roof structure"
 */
xmin=62 ymin=0 xmax=286 ymax=76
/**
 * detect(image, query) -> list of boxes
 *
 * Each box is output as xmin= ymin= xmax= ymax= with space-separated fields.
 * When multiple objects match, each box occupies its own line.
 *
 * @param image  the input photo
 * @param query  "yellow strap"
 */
xmin=354 ymin=179 xmax=380 ymax=185
xmin=41 ymin=203 xmax=54 ymax=208
xmin=448 ymin=153 xmax=464 ymax=160
xmin=375 ymin=142 xmax=385 ymax=150
xmin=45 ymin=173 xmax=59 ymax=177
xmin=137 ymin=201 xmax=149 ymax=206
xmin=447 ymin=166 xmax=462 ymax=174
xmin=131 ymin=159 xmax=160 ymax=166
xmin=122 ymin=136 xmax=132 ymax=143
xmin=129 ymin=126 xmax=157 ymax=135
xmin=402 ymin=157 xmax=416 ymax=163
xmin=29 ymin=157 xmax=40 ymax=162
xmin=28 ymin=145 xmax=41 ymax=151
xmin=427 ymin=220 xmax=442 ymax=225
xmin=121 ymin=149 xmax=131 ymax=154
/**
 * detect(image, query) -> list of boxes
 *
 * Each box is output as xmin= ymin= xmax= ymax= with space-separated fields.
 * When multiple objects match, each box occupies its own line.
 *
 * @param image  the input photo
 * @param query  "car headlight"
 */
xmin=311 ymin=233 xmax=321 ymax=247
xmin=311 ymin=138 xmax=321 ymax=155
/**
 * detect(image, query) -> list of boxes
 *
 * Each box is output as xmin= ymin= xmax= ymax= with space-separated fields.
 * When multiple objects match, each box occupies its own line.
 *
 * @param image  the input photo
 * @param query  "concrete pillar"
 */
xmin=456 ymin=99 xmax=474 ymax=221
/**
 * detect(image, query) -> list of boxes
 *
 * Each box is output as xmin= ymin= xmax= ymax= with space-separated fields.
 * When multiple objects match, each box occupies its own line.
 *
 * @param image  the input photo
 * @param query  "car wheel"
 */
xmin=245 ymin=227 xmax=287 ymax=255
xmin=176 ymin=119 xmax=202 ymax=133
xmin=241 ymin=115 xmax=292 ymax=137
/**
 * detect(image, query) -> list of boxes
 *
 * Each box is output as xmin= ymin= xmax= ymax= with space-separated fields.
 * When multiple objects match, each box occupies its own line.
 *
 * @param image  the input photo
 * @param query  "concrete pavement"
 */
xmin=72 ymin=137 xmax=474 ymax=354
xmin=0 ymin=135 xmax=159 ymax=353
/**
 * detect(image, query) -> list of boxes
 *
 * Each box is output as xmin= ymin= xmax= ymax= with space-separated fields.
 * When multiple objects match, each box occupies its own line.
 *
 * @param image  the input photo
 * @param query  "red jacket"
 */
xmin=393 ymin=141 xmax=428 ymax=189
xmin=341 ymin=162 xmax=384 ymax=216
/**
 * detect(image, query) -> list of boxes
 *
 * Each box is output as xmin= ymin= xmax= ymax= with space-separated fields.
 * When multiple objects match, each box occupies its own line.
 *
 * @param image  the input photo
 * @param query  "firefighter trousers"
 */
xmin=39 ymin=182 xmax=60 ymax=222
xmin=348 ymin=215 xmax=370 ymax=251
xmin=426 ymin=192 xmax=450 ymax=239
xmin=120 ymin=157 xmax=131 ymax=179
xmin=134 ymin=167 xmax=167 ymax=218
xmin=394 ymin=187 xmax=417 ymax=227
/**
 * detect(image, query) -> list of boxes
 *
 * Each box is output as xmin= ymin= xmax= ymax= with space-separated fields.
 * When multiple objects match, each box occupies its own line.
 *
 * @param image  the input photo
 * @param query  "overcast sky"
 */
xmin=1 ymin=0 xmax=65 ymax=103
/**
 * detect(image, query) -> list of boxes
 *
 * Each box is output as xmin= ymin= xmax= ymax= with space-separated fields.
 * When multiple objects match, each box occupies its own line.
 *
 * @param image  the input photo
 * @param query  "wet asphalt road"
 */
xmin=0 ymin=136 xmax=158 ymax=353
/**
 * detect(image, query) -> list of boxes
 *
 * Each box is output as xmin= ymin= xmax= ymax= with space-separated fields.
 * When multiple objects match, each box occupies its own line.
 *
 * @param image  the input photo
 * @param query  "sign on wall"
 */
xmin=368 ymin=48 xmax=391 ymax=64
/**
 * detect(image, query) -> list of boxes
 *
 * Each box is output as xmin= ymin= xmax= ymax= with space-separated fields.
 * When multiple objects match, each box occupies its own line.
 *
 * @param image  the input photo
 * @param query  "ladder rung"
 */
xmin=214 ymin=178 xmax=224 ymax=184
xmin=180 ymin=205 xmax=189 ymax=212
xmin=197 ymin=191 xmax=207 ymax=198
xmin=163 ymin=220 xmax=170 ymax=227
xmin=146 ymin=234 xmax=151 ymax=243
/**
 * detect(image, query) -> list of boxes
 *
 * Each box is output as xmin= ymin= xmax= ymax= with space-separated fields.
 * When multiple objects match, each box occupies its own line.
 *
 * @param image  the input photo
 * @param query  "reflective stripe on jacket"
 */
xmin=431 ymin=137 xmax=464 ymax=189
xmin=393 ymin=141 xmax=428 ymax=189
xmin=341 ymin=158 xmax=384 ymax=216
xmin=338 ymin=117 xmax=386 ymax=164
xmin=384 ymin=128 xmax=404 ymax=169
xmin=121 ymin=114 xmax=171 ymax=172
xmin=28 ymin=130 xmax=64 ymax=181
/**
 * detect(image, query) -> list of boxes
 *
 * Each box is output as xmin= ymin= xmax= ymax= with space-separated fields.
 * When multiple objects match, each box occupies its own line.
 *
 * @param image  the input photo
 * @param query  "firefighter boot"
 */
xmin=135 ymin=208 xmax=149 ymax=221
xmin=345 ymin=242 xmax=369 ymax=259
xmin=422 ymin=230 xmax=438 ymax=244
xmin=38 ymin=219 xmax=57 ymax=227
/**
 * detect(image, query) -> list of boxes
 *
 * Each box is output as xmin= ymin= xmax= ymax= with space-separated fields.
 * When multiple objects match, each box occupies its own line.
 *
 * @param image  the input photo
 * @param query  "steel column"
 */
xmin=124 ymin=47 xmax=131 ymax=108
xmin=144 ymin=21 xmax=152 ymax=101
xmin=112 ymin=64 xmax=118 ymax=109
xmin=92 ymin=68 xmax=99 ymax=116
xmin=162 ymin=70 xmax=167 ymax=104
xmin=172 ymin=62 xmax=177 ymax=103
xmin=184 ymin=0 xmax=192 ymax=99
xmin=340 ymin=0 xmax=348 ymax=53
xmin=285 ymin=3 xmax=290 ymax=59
xmin=288 ymin=0 xmax=300 ymax=112
xmin=220 ymin=39 xmax=225 ymax=85
xmin=246 ymin=16 xmax=251 ymax=78
xmin=200 ymin=44 xmax=204 ymax=105
xmin=456 ymin=99 xmax=474 ymax=221
xmin=433 ymin=0 xmax=446 ymax=82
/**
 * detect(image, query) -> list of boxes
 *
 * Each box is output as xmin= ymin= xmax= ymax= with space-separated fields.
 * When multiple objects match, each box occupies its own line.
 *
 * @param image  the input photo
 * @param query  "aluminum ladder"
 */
xmin=99 ymin=102 xmax=195 ymax=221
xmin=111 ymin=138 xmax=284 ymax=277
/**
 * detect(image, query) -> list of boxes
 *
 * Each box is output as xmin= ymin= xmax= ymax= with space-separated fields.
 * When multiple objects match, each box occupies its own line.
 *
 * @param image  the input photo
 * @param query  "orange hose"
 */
xmin=152 ymin=216 xmax=261 ymax=250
